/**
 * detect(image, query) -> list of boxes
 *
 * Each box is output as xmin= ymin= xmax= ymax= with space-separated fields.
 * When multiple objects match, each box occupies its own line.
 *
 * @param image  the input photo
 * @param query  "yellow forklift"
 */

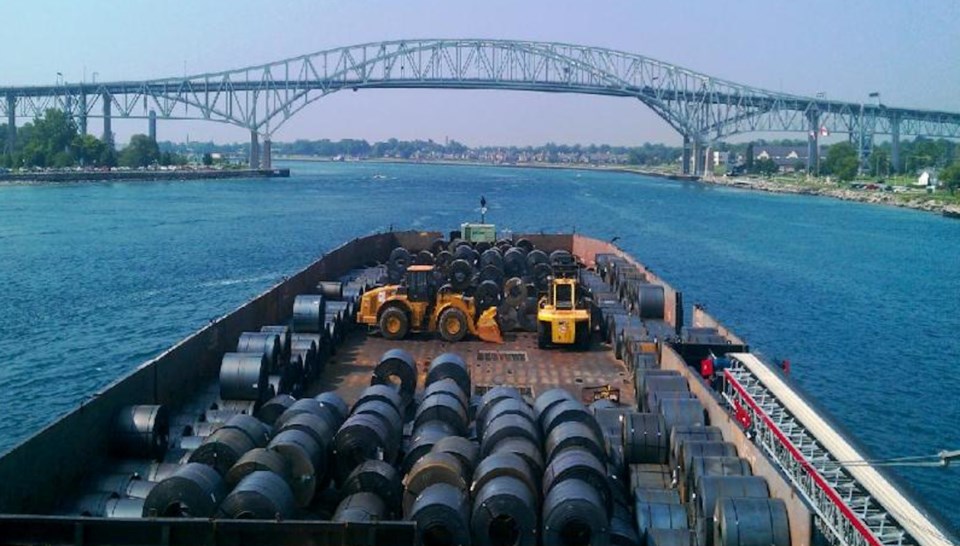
xmin=357 ymin=265 xmax=502 ymax=343
xmin=537 ymin=276 xmax=591 ymax=350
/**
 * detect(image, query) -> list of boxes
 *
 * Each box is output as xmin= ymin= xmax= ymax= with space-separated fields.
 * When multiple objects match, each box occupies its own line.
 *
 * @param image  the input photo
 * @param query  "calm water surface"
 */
xmin=0 ymin=161 xmax=957 ymax=529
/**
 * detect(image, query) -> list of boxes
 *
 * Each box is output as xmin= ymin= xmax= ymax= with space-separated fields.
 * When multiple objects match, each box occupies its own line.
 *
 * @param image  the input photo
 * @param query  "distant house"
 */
xmin=914 ymin=170 xmax=938 ymax=187
xmin=754 ymin=145 xmax=810 ymax=173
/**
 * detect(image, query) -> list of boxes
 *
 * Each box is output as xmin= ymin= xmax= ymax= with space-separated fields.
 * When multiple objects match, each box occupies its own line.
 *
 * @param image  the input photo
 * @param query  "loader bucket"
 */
xmin=476 ymin=307 xmax=503 ymax=344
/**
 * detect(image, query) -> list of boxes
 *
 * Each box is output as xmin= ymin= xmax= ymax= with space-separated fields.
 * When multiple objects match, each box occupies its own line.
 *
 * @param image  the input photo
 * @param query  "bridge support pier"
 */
xmin=148 ymin=110 xmax=157 ymax=143
xmin=102 ymin=93 xmax=113 ymax=148
xmin=692 ymin=141 xmax=705 ymax=176
xmin=261 ymin=139 xmax=272 ymax=170
xmin=682 ymin=136 xmax=692 ymax=175
xmin=78 ymin=93 xmax=87 ymax=135
xmin=249 ymin=131 xmax=260 ymax=169
xmin=806 ymin=112 xmax=819 ymax=175
xmin=4 ymin=95 xmax=14 ymax=156
xmin=891 ymin=116 xmax=900 ymax=174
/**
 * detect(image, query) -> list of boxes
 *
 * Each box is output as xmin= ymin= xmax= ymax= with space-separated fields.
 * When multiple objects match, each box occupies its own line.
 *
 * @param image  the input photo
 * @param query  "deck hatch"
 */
xmin=474 ymin=384 xmax=534 ymax=397
xmin=476 ymin=350 xmax=528 ymax=362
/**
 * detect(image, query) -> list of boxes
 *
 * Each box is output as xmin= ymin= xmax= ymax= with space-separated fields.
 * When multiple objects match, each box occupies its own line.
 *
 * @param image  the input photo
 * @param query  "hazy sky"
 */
xmin=4 ymin=0 xmax=959 ymax=146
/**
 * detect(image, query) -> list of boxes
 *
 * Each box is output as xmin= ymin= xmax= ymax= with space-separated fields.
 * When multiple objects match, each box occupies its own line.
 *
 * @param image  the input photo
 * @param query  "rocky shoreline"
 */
xmin=700 ymin=175 xmax=960 ymax=218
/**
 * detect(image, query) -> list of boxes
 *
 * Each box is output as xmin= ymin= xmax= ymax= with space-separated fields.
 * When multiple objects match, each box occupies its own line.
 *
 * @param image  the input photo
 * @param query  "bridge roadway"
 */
xmin=2 ymin=39 xmax=959 ymax=172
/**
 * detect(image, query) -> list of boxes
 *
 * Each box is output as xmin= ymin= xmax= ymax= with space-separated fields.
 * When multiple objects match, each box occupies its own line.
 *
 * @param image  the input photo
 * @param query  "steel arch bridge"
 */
xmin=3 ymin=39 xmax=959 ymax=172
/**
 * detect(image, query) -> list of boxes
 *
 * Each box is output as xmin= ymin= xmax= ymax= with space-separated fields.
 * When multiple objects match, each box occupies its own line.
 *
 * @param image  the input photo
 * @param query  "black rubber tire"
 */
xmin=438 ymin=307 xmax=469 ymax=343
xmin=379 ymin=306 xmax=409 ymax=341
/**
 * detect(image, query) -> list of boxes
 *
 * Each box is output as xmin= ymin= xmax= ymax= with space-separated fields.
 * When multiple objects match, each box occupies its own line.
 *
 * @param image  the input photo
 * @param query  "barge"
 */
xmin=0 ymin=228 xmax=955 ymax=546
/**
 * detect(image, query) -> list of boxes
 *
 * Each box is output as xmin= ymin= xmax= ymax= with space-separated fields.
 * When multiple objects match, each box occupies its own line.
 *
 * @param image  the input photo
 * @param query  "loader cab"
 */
xmin=405 ymin=265 xmax=436 ymax=302
xmin=553 ymin=279 xmax=575 ymax=310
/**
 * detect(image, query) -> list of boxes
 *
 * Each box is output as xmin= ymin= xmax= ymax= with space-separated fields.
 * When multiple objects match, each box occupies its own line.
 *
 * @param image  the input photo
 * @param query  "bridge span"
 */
xmin=2 ymin=39 xmax=959 ymax=172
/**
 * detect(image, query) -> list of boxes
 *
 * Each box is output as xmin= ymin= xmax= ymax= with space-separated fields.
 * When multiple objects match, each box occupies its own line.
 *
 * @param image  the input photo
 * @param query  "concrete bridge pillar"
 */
xmin=261 ymin=139 xmax=272 ymax=170
xmin=891 ymin=115 xmax=901 ymax=174
xmin=682 ymin=136 xmax=692 ymax=175
xmin=4 ymin=94 xmax=14 ymax=155
xmin=249 ymin=131 xmax=260 ymax=169
xmin=102 ymin=93 xmax=113 ymax=148
xmin=148 ymin=110 xmax=157 ymax=142
xmin=806 ymin=111 xmax=820 ymax=175
xmin=692 ymin=141 xmax=703 ymax=175
xmin=78 ymin=93 xmax=87 ymax=135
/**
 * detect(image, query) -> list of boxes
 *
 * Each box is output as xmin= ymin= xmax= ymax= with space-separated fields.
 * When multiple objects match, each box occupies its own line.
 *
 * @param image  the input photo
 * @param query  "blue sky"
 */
xmin=4 ymin=0 xmax=959 ymax=146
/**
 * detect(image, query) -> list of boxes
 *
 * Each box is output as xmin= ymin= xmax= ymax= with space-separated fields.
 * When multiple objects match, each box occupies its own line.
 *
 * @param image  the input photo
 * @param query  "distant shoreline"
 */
xmin=0 ymin=168 xmax=290 ymax=186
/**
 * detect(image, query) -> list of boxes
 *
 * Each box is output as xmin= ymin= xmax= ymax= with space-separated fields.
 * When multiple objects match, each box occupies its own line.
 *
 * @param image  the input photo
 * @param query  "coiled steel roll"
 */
xmin=660 ymin=398 xmax=707 ymax=430
xmin=180 ymin=435 xmax=203 ymax=451
xmin=713 ymin=497 xmax=790 ymax=546
xmin=478 ymin=397 xmax=537 ymax=439
xmin=476 ymin=278 xmax=503 ymax=310
xmin=489 ymin=436 xmax=545 ymax=478
xmin=261 ymin=324 xmax=292 ymax=360
xmin=680 ymin=442 xmax=739 ymax=484
xmin=481 ymin=413 xmax=541 ymax=458
xmin=292 ymin=294 xmax=326 ymax=333
xmin=74 ymin=493 xmax=119 ymax=517
xmin=541 ymin=399 xmax=604 ymax=445
xmin=542 ymin=478 xmax=610 ymax=546
xmin=693 ymin=475 xmax=770 ymax=545
xmin=226 ymin=447 xmax=291 ymax=488
xmin=188 ymin=426 xmax=258 ymax=476
xmin=220 ymin=414 xmax=272 ymax=447
xmin=104 ymin=497 xmax=147 ymax=518
xmin=356 ymin=383 xmax=404 ymax=414
xmin=684 ymin=456 xmax=752 ymax=504
xmin=278 ymin=412 xmax=336 ymax=460
xmin=503 ymin=248 xmax=527 ymax=278
xmin=217 ymin=470 xmax=297 ymax=520
xmin=544 ymin=420 xmax=606 ymax=464
xmin=610 ymin=503 xmax=640 ymax=546
xmin=424 ymin=377 xmax=469 ymax=411
xmin=471 ymin=452 xmax=538 ymax=501
xmin=648 ymin=529 xmax=694 ymax=546
xmin=636 ymin=488 xmax=680 ymax=504
xmin=433 ymin=436 xmax=479 ymax=479
xmin=201 ymin=410 xmax=237 ymax=427
xmin=236 ymin=332 xmax=281 ymax=373
xmin=351 ymin=400 xmax=402 ymax=455
xmin=408 ymin=483 xmax=472 ymax=546
xmin=111 ymin=404 xmax=169 ymax=460
xmin=143 ymin=463 xmax=227 ymax=518
xmin=317 ymin=281 xmax=343 ymax=300
xmin=636 ymin=502 xmax=689 ymax=540
xmin=290 ymin=340 xmax=319 ymax=382
xmin=472 ymin=475 xmax=538 ymax=546
xmin=641 ymin=375 xmax=689 ymax=406
xmin=142 ymin=462 xmax=181 ymax=483
xmin=126 ymin=479 xmax=157 ymax=499
xmin=636 ymin=284 xmax=666 ymax=319
xmin=628 ymin=464 xmax=672 ymax=493
xmin=217 ymin=399 xmax=258 ymax=414
xmin=342 ymin=459 xmax=402 ymax=516
xmin=542 ymin=448 xmax=612 ymax=517
xmin=256 ymin=394 xmax=297 ymax=426
xmin=533 ymin=388 xmax=575 ymax=428
xmin=277 ymin=353 xmax=304 ymax=396
xmin=268 ymin=428 xmax=323 ymax=507
xmin=402 ymin=451 xmax=467 ymax=516
xmin=314 ymin=391 xmax=349 ymax=424
xmin=415 ymin=393 xmax=469 ymax=436
xmin=480 ymin=247 xmax=504 ymax=270
xmin=646 ymin=389 xmax=695 ymax=413
xmin=91 ymin=473 xmax=145 ymax=497
xmin=403 ymin=421 xmax=458 ymax=474
xmin=503 ymin=276 xmax=525 ymax=307
xmin=447 ymin=258 xmax=474 ymax=291
xmin=372 ymin=348 xmax=418 ymax=406
xmin=388 ymin=247 xmax=413 ymax=283
xmin=623 ymin=412 xmax=669 ymax=464
xmin=669 ymin=426 xmax=723 ymax=466
xmin=426 ymin=353 xmax=471 ymax=396
xmin=476 ymin=387 xmax=523 ymax=428
xmin=334 ymin=412 xmax=394 ymax=480
xmin=219 ymin=353 xmax=269 ymax=401
xmin=333 ymin=491 xmax=387 ymax=523
xmin=275 ymin=398 xmax=341 ymax=433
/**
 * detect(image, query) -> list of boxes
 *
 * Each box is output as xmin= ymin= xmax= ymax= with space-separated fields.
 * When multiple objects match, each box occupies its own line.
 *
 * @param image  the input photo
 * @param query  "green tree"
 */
xmin=940 ymin=161 xmax=960 ymax=194
xmin=754 ymin=157 xmax=779 ymax=176
xmin=202 ymin=152 xmax=214 ymax=166
xmin=71 ymin=134 xmax=107 ymax=167
xmin=823 ymin=142 xmax=859 ymax=182
xmin=119 ymin=134 xmax=160 ymax=168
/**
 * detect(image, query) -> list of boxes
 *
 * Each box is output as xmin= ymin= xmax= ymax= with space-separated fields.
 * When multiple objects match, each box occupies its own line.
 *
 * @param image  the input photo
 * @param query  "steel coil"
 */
xmin=356 ymin=383 xmax=404 ymax=414
xmin=90 ymin=473 xmax=141 ymax=497
xmin=503 ymin=248 xmax=527 ymax=278
xmin=333 ymin=491 xmax=387 ymax=523
xmin=660 ymin=398 xmax=706 ymax=432
xmin=432 ymin=436 xmax=479 ymax=479
xmin=628 ymin=464 xmax=672 ymax=493
xmin=532 ymin=262 xmax=553 ymax=293
xmin=476 ymin=277 xmax=503 ymax=310
xmin=541 ymin=399 xmax=604 ymax=445
xmin=278 ymin=412 xmax=336 ymax=458
xmin=143 ymin=462 xmax=181 ymax=483
xmin=481 ymin=413 xmax=541 ymax=458
xmin=334 ymin=412 xmax=394 ymax=480
xmin=544 ymin=420 xmax=606 ymax=464
xmin=447 ymin=258 xmax=474 ymax=291
xmin=609 ymin=503 xmax=640 ymax=546
xmin=693 ymin=475 xmax=770 ymax=540
xmin=636 ymin=285 xmax=666 ymax=319
xmin=408 ymin=483 xmax=472 ymax=545
xmin=220 ymin=414 xmax=272 ymax=447
xmin=188 ymin=427 xmax=258 ymax=476
xmin=478 ymin=397 xmax=537 ymax=439
xmin=225 ymin=447 xmax=291 ymax=489
xmin=236 ymin=332 xmax=281 ymax=373
xmin=646 ymin=389 xmax=695 ymax=412
xmin=479 ymin=248 xmax=504 ymax=270
xmin=217 ymin=470 xmax=297 ymax=520
xmin=542 ymin=478 xmax=609 ymax=546
xmin=542 ymin=448 xmax=612 ymax=517
xmin=636 ymin=488 xmax=680 ymax=504
xmin=372 ymin=348 xmax=418 ymax=406
xmin=426 ymin=353 xmax=471 ymax=396
xmin=472 ymin=475 xmax=538 ymax=546
xmin=402 ymin=451 xmax=467 ymax=516
xmin=636 ymin=502 xmax=688 ymax=540
xmin=488 ymin=436 xmax=545 ymax=479
xmin=292 ymin=294 xmax=326 ymax=333
xmin=180 ymin=435 xmax=203 ymax=451
xmin=219 ymin=353 xmax=269 ymax=402
xmin=352 ymin=400 xmax=403 ymax=454
xmin=216 ymin=399 xmax=257 ymax=414
xmin=277 ymin=353 xmax=304 ymax=396
xmin=623 ymin=412 xmax=669 ymax=464
xmin=471 ymin=452 xmax=538 ymax=501
xmin=342 ymin=459 xmax=402 ymax=516
xmin=255 ymin=394 xmax=297 ymax=426
xmin=314 ymin=391 xmax=349 ymax=424
xmin=477 ymin=387 xmax=523 ymax=426
xmin=648 ymin=529 xmax=694 ymax=546
xmin=424 ymin=377 xmax=469 ymax=412
xmin=290 ymin=341 xmax=319 ymax=382
xmin=684 ymin=456 xmax=751 ymax=504
xmin=260 ymin=324 xmax=291 ymax=360
xmin=74 ymin=493 xmax=119 ymax=516
xmin=680 ymin=442 xmax=738 ymax=483
xmin=317 ymin=281 xmax=343 ymax=300
xmin=503 ymin=276 xmax=525 ymax=307
xmin=142 ymin=463 xmax=226 ymax=518
xmin=104 ymin=497 xmax=147 ymax=518
xmin=275 ymin=398 xmax=341 ymax=433
xmin=126 ymin=479 xmax=157 ymax=500
xmin=713 ymin=497 xmax=790 ymax=546
xmin=268 ymin=428 xmax=323 ymax=507
xmin=111 ymin=404 xmax=169 ymax=460
xmin=669 ymin=426 xmax=723 ymax=466
xmin=402 ymin=420 xmax=457 ymax=474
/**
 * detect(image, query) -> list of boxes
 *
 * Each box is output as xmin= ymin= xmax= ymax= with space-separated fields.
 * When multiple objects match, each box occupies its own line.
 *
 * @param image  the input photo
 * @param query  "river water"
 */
xmin=0 ymin=161 xmax=957 ymax=530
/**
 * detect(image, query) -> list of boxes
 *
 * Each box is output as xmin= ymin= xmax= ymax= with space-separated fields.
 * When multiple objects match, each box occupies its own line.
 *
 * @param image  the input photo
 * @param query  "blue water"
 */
xmin=0 ymin=162 xmax=957 ymax=529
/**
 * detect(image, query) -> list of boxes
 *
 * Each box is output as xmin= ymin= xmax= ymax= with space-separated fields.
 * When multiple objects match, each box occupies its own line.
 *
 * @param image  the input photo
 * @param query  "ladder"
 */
xmin=722 ymin=363 xmax=911 ymax=546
